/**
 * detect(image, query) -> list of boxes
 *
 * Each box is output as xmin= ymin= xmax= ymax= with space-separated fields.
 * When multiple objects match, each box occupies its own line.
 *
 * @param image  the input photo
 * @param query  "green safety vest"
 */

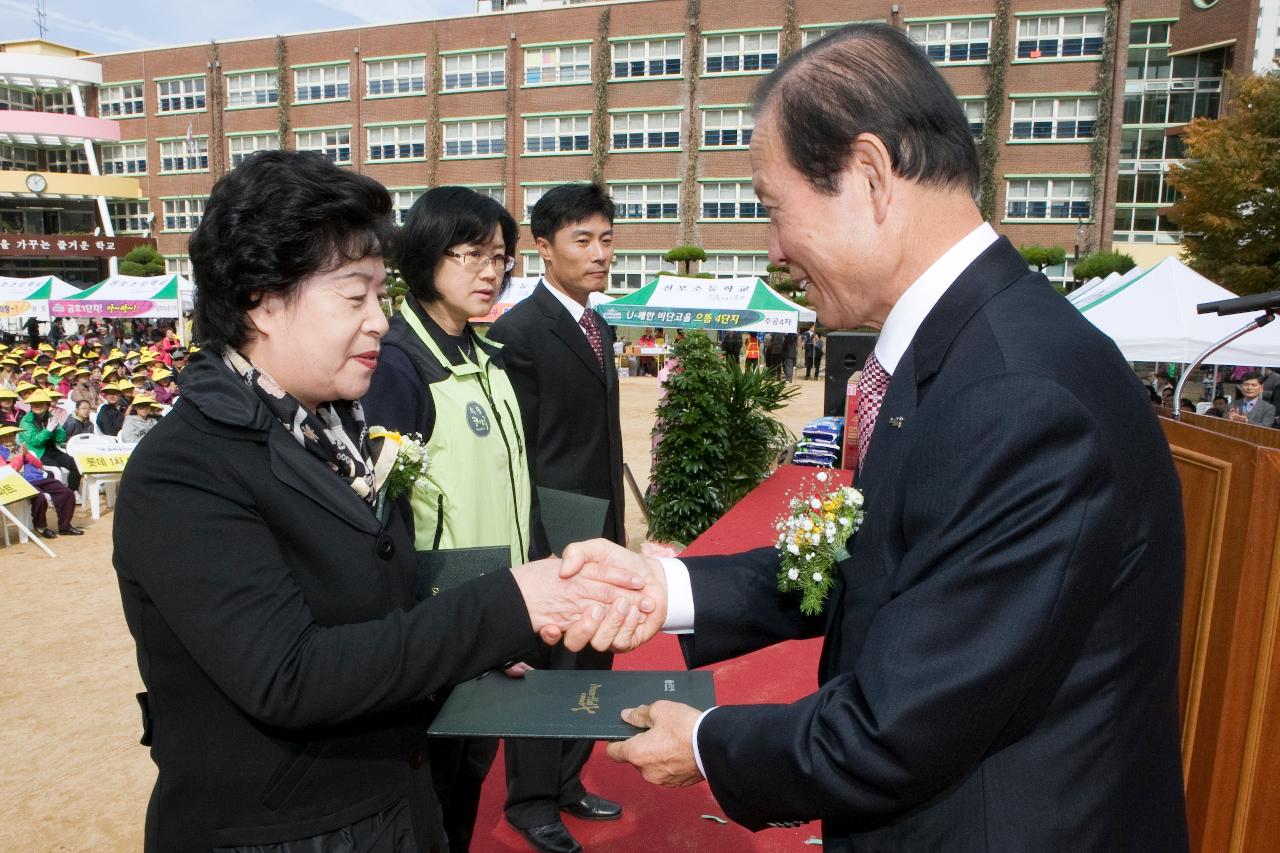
xmin=389 ymin=302 xmax=531 ymax=566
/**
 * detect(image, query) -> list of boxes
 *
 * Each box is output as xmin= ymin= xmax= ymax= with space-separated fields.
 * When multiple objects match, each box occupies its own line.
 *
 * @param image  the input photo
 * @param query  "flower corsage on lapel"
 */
xmin=368 ymin=427 xmax=430 ymax=509
xmin=774 ymin=470 xmax=865 ymax=615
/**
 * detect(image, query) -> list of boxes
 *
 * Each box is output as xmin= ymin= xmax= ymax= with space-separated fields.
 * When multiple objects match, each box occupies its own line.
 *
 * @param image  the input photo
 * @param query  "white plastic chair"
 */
xmin=1 ymin=497 xmax=33 ymax=546
xmin=68 ymin=434 xmax=124 ymax=519
xmin=1195 ymin=402 xmax=1212 ymax=415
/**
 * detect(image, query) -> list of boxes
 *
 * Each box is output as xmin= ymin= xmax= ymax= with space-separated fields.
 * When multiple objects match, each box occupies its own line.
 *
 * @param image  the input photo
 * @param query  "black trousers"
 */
xmin=503 ymin=641 xmax=614 ymax=828
xmin=40 ymin=446 xmax=80 ymax=492
xmin=430 ymin=735 xmax=498 ymax=853
xmin=30 ymin=476 xmax=75 ymax=530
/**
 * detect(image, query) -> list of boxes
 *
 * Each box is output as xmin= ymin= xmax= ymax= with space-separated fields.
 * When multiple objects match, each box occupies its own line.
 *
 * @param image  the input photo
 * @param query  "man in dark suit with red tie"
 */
xmin=489 ymin=183 xmax=626 ymax=853
xmin=561 ymin=24 xmax=1189 ymax=852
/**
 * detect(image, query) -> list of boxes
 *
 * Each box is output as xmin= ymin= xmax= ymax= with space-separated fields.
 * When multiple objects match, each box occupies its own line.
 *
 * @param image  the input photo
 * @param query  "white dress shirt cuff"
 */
xmin=692 ymin=706 xmax=716 ymax=781
xmin=659 ymin=558 xmax=695 ymax=633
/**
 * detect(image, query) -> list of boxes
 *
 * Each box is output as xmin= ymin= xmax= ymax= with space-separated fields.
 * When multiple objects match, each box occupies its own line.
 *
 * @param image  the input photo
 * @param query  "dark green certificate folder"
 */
xmin=537 ymin=487 xmax=610 ymax=555
xmin=415 ymin=546 xmax=510 ymax=598
xmin=427 ymin=670 xmax=716 ymax=741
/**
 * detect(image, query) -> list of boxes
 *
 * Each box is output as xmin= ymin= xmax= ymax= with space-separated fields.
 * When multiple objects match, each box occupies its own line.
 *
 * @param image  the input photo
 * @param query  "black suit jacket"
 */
xmin=489 ymin=281 xmax=625 ymax=554
xmin=113 ymin=352 xmax=539 ymax=853
xmin=680 ymin=238 xmax=1188 ymax=852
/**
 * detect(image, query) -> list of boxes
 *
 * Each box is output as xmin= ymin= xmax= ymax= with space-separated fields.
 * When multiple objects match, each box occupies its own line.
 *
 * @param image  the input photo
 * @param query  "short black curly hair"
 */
xmin=189 ymin=150 xmax=395 ymax=352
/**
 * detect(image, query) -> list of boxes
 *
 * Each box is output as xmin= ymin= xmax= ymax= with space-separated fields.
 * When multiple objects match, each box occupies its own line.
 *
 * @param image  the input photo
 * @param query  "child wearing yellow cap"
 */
xmin=0 ymin=425 xmax=82 ymax=538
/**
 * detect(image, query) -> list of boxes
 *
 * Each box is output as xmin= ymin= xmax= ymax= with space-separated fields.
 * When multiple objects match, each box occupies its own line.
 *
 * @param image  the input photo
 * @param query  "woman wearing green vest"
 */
xmin=362 ymin=186 xmax=528 ymax=853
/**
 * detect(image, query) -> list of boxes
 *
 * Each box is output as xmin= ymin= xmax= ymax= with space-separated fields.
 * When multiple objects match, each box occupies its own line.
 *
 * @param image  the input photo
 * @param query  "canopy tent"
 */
xmin=1077 ymin=256 xmax=1280 ymax=365
xmin=51 ymin=274 xmax=189 ymax=320
xmin=471 ymin=276 xmax=612 ymax=323
xmin=1067 ymin=267 xmax=1142 ymax=307
xmin=597 ymin=276 xmax=816 ymax=333
xmin=0 ymin=275 xmax=79 ymax=320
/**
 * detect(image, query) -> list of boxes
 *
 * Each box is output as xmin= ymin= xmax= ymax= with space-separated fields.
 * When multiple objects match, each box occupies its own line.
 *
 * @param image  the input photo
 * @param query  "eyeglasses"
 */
xmin=442 ymin=249 xmax=516 ymax=273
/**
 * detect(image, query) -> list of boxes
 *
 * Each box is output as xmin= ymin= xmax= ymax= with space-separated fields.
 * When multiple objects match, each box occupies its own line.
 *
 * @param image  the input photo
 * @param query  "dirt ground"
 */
xmin=0 ymin=371 xmax=828 ymax=852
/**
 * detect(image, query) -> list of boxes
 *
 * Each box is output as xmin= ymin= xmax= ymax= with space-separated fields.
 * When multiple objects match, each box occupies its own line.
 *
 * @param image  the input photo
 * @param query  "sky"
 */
xmin=4 ymin=0 xmax=478 ymax=54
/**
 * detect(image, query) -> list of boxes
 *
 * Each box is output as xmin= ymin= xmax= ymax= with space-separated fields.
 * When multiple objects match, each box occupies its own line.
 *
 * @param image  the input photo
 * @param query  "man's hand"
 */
xmin=561 ymin=539 xmax=669 ymax=652
xmin=606 ymin=701 xmax=704 ymax=788
xmin=510 ymin=557 xmax=655 ymax=652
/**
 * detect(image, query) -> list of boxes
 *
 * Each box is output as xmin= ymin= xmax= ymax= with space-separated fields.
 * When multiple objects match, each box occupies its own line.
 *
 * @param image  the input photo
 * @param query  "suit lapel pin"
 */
xmin=888 ymin=416 xmax=904 ymax=428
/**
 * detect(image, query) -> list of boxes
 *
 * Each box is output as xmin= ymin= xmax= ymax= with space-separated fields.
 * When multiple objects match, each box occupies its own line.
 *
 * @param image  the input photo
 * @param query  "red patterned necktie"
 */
xmin=579 ymin=309 xmax=604 ymax=367
xmin=856 ymin=351 xmax=892 ymax=473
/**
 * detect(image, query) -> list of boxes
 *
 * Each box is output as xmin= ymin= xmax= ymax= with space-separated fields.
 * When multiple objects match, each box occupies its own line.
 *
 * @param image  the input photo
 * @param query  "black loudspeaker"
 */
xmin=823 ymin=331 xmax=879 ymax=416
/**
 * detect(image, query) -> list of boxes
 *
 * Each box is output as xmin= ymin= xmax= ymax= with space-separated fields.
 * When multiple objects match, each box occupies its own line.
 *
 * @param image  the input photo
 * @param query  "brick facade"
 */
xmin=86 ymin=0 xmax=1255 ymax=284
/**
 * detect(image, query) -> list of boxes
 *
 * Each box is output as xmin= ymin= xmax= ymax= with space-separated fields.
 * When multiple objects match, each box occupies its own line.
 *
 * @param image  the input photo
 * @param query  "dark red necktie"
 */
xmin=855 ymin=351 xmax=891 ymax=473
xmin=579 ymin=310 xmax=604 ymax=367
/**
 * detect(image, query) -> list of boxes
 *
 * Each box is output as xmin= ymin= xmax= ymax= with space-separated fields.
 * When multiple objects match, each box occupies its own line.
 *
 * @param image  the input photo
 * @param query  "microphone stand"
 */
xmin=1173 ymin=312 xmax=1277 ymax=421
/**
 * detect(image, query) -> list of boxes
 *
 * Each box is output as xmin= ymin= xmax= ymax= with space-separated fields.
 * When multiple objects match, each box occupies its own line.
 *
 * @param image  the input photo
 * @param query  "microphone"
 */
xmin=1196 ymin=291 xmax=1280 ymax=316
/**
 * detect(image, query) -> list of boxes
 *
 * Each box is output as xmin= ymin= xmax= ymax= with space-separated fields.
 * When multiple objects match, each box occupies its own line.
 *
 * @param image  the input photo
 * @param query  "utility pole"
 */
xmin=34 ymin=0 xmax=48 ymax=39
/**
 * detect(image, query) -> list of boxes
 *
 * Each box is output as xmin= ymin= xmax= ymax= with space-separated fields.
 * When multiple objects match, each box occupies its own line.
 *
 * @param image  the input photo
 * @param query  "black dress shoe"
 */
xmin=59 ymin=526 xmax=84 ymax=535
xmin=560 ymin=793 xmax=623 ymax=821
xmin=511 ymin=820 xmax=581 ymax=853
xmin=39 ymin=527 xmax=57 ymax=539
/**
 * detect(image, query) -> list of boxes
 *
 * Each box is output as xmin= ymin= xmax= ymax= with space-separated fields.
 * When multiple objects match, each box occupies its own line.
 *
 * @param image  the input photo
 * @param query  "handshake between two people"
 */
xmin=509 ymin=538 xmax=669 ymax=654
xmin=510 ymin=539 xmax=707 ymax=790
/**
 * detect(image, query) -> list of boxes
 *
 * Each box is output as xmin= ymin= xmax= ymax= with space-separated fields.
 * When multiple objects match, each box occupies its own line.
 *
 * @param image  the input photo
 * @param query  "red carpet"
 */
xmin=473 ymin=467 xmax=851 ymax=852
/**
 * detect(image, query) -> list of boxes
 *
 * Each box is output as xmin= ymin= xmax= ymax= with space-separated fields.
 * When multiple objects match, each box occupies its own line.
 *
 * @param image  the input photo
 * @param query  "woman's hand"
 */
xmin=510 ymin=557 xmax=655 ymax=653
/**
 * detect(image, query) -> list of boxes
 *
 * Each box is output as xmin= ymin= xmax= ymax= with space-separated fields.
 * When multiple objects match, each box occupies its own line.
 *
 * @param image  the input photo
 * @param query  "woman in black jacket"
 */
xmin=112 ymin=150 xmax=648 ymax=853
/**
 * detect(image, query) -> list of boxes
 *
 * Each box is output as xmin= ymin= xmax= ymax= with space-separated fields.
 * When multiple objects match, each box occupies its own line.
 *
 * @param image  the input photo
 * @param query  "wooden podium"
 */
xmin=1160 ymin=410 xmax=1280 ymax=852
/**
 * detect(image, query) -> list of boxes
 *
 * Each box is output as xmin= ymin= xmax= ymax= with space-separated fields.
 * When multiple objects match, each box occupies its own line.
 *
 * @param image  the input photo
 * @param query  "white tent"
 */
xmin=1068 ymin=267 xmax=1142 ymax=307
xmin=598 ymin=276 xmax=816 ymax=333
xmin=51 ymin=274 xmax=188 ymax=320
xmin=470 ymin=276 xmax=612 ymax=324
xmin=0 ymin=275 xmax=79 ymax=320
xmin=1078 ymin=257 xmax=1280 ymax=365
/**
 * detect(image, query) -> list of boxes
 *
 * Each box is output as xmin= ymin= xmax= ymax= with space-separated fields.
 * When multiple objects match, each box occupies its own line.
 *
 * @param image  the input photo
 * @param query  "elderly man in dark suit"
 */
xmin=489 ymin=183 xmax=626 ymax=853
xmin=563 ymin=24 xmax=1189 ymax=853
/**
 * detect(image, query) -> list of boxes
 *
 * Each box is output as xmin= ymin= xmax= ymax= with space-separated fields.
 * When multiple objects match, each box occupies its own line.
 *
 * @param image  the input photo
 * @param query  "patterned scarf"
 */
xmin=223 ymin=349 xmax=380 ymax=504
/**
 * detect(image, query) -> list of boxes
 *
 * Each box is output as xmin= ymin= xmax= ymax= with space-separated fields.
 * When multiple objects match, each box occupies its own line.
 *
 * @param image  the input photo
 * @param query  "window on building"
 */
xmin=165 ymin=256 xmax=194 ymax=280
xmin=701 ymin=253 xmax=769 ymax=278
xmin=471 ymin=185 xmax=505 ymax=205
xmin=443 ymin=120 xmax=506 ymax=157
xmin=702 ymin=107 xmax=753 ymax=147
xmin=1128 ymin=22 xmax=1170 ymax=46
xmin=296 ymin=129 xmax=352 ymax=164
xmin=1005 ymin=178 xmax=1091 ymax=220
xmin=1124 ymin=47 xmax=1224 ymax=124
xmin=961 ymin=100 xmax=986 ymax=138
xmin=610 ymin=112 xmax=680 ymax=151
xmin=1113 ymin=207 xmax=1183 ymax=244
xmin=610 ymin=253 xmax=676 ymax=291
xmin=160 ymin=138 xmax=208 ymax=173
xmin=0 ymin=144 xmax=39 ymax=171
xmin=524 ymin=115 xmax=590 ymax=154
xmin=705 ymin=32 xmax=779 ymax=74
xmin=442 ymin=50 xmax=507 ymax=91
xmin=108 ymin=200 xmax=151 ymax=234
xmin=367 ymin=124 xmax=427 ymax=161
xmin=226 ymin=71 xmax=278 ymax=107
xmin=366 ymin=58 xmax=425 ymax=96
xmin=228 ymin=133 xmax=280 ymax=168
xmin=701 ymin=182 xmax=767 ymax=220
xmin=157 ymin=77 xmax=206 ymax=113
xmin=803 ymin=26 xmax=846 ymax=47
xmin=1038 ymin=259 xmax=1077 ymax=288
xmin=611 ymin=38 xmax=682 ymax=79
xmin=522 ymin=251 xmax=545 ymax=277
xmin=98 ymin=83 xmax=144 ymax=117
xmin=390 ymin=189 xmax=425 ymax=225
xmin=40 ymin=91 xmax=76 ymax=114
xmin=294 ymin=65 xmax=350 ymax=102
xmin=1010 ymin=97 xmax=1098 ymax=140
xmin=1017 ymin=14 xmax=1105 ymax=60
xmin=610 ymin=183 xmax=679 ymax=221
xmin=907 ymin=19 xmax=991 ymax=62
xmin=162 ymin=197 xmax=206 ymax=232
xmin=46 ymin=148 xmax=89 ymax=174
xmin=525 ymin=44 xmax=591 ymax=85
xmin=100 ymin=141 xmax=147 ymax=175
xmin=0 ymin=86 xmax=37 ymax=111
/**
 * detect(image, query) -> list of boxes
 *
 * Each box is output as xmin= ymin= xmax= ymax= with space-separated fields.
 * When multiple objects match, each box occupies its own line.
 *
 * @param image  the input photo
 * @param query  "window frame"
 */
xmin=522 ymin=113 xmax=591 ymax=156
xmin=1008 ymin=94 xmax=1100 ymax=142
xmin=441 ymin=116 xmax=507 ymax=160
xmin=701 ymin=104 xmax=754 ymax=149
xmin=158 ymin=136 xmax=209 ymax=174
xmin=440 ymin=47 xmax=507 ymax=93
xmin=155 ymin=75 xmax=206 ymax=114
xmin=609 ymin=109 xmax=682 ymax=152
xmin=364 ymin=56 xmax=426 ymax=98
xmin=292 ymin=63 xmax=351 ymax=104
xmin=523 ymin=42 xmax=593 ymax=87
xmin=225 ymin=69 xmax=279 ymax=109
xmin=294 ymin=126 xmax=353 ymax=165
xmin=608 ymin=181 xmax=681 ymax=222
xmin=1002 ymin=175 xmax=1093 ymax=222
xmin=698 ymin=180 xmax=768 ymax=222
xmin=160 ymin=196 xmax=207 ymax=233
xmin=108 ymin=199 xmax=151 ymax=234
xmin=99 ymin=140 xmax=148 ymax=175
xmin=609 ymin=35 xmax=683 ymax=81
xmin=905 ymin=16 xmax=994 ymax=65
xmin=227 ymin=132 xmax=280 ymax=168
xmin=1014 ymin=12 xmax=1107 ymax=63
xmin=98 ymin=82 xmax=145 ymax=118
xmin=365 ymin=122 xmax=428 ymax=164
xmin=702 ymin=30 xmax=781 ymax=76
